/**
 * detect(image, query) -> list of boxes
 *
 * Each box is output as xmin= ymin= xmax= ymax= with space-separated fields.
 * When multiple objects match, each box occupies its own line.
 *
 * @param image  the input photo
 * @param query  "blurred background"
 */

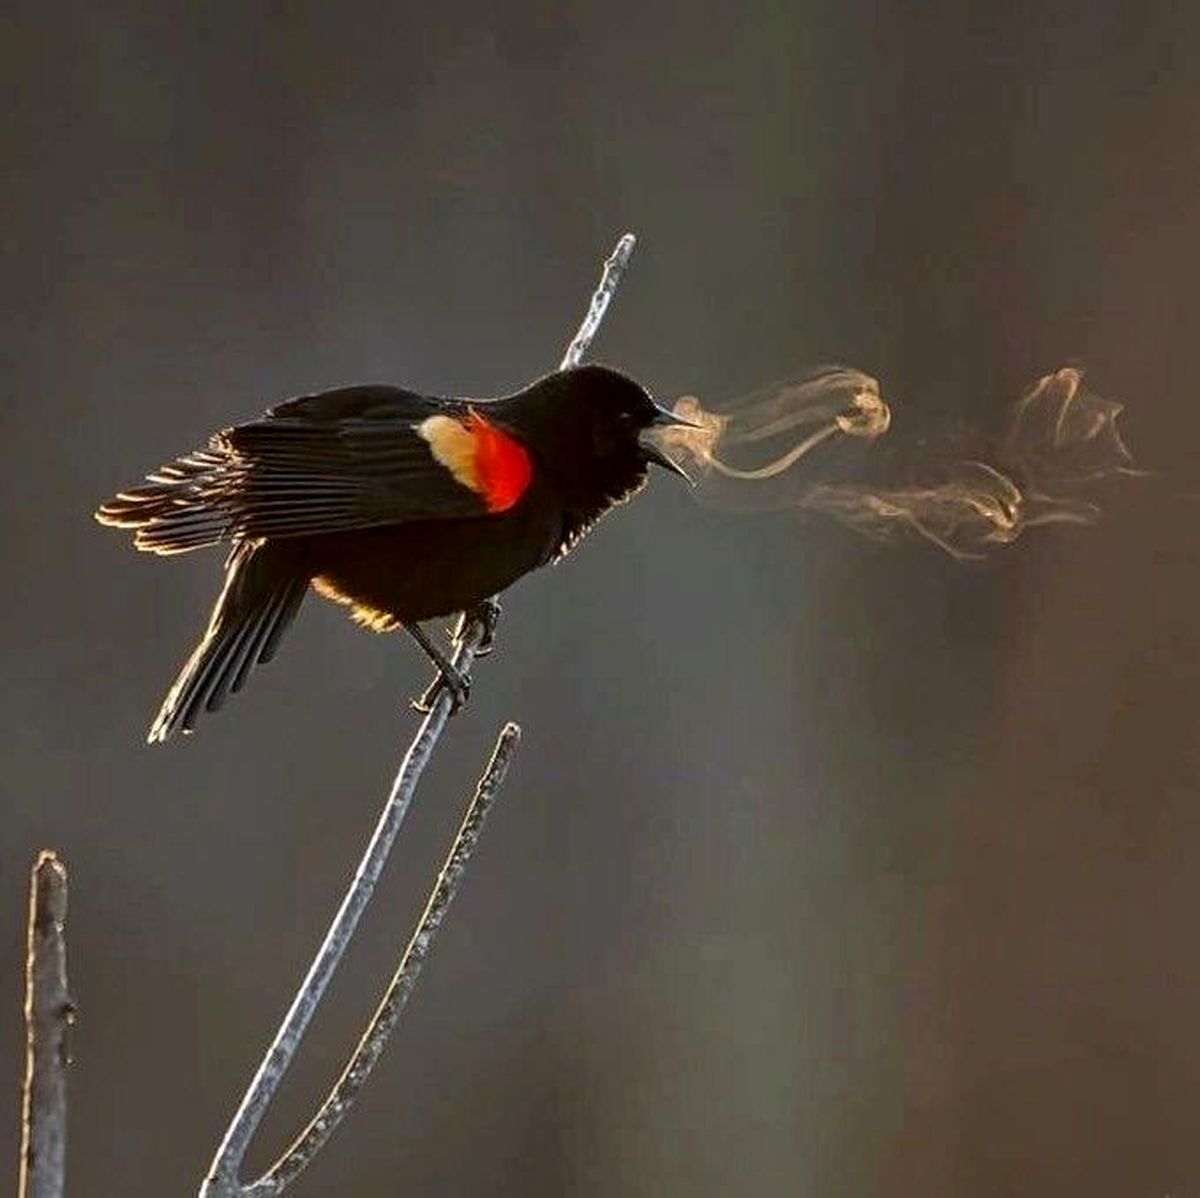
xmin=4 ymin=2 xmax=1200 ymax=1194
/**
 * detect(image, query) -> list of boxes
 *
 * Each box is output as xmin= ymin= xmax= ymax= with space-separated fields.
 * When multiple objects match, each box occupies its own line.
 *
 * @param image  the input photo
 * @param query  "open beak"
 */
xmin=640 ymin=403 xmax=700 ymax=483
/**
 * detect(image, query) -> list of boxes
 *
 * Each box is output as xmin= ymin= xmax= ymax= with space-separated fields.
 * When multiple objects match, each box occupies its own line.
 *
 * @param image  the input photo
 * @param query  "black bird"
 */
xmin=95 ymin=364 xmax=691 ymax=742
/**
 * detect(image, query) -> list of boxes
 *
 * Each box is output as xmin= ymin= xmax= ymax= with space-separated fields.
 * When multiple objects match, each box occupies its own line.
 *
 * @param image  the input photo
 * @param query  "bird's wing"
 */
xmin=225 ymin=386 xmax=491 ymax=536
xmin=97 ymin=385 xmax=532 ymax=554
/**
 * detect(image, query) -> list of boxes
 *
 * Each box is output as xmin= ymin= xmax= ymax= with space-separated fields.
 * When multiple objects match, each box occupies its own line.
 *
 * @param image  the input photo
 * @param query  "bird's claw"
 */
xmin=410 ymin=663 xmax=472 ymax=715
xmin=452 ymin=597 xmax=502 ymax=657
xmin=414 ymin=598 xmax=499 ymax=711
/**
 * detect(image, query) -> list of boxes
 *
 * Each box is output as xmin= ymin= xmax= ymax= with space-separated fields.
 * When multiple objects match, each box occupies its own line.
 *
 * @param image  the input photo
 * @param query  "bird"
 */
xmin=95 ymin=364 xmax=693 ymax=742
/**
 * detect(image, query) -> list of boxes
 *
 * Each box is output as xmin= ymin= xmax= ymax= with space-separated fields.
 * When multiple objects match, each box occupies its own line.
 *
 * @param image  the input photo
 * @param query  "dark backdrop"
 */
xmin=4 ymin=3 xmax=1200 ymax=1195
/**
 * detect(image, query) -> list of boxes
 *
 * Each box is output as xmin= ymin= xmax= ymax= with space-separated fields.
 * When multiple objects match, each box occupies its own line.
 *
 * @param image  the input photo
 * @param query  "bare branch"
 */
xmin=200 ymin=618 xmax=489 ymax=1198
xmin=18 ymin=851 xmax=73 ymax=1198
xmin=247 ymin=723 xmax=521 ymax=1196
xmin=560 ymin=233 xmax=637 ymax=369
xmin=199 ymin=232 xmax=637 ymax=1197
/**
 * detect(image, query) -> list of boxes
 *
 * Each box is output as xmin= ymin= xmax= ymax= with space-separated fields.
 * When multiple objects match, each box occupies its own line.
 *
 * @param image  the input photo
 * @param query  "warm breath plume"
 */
xmin=658 ymin=366 xmax=1138 ymax=559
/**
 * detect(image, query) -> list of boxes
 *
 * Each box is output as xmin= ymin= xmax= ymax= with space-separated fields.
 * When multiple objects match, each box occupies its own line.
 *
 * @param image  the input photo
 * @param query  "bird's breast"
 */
xmin=307 ymin=482 xmax=563 ymax=627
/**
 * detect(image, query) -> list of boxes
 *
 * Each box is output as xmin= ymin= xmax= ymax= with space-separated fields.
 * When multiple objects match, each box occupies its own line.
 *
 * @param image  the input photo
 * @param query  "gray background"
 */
xmin=4 ymin=3 xmax=1200 ymax=1194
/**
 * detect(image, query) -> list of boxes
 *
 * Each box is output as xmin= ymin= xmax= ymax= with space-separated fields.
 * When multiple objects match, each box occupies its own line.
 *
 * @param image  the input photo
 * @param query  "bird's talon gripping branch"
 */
xmin=411 ymin=665 xmax=471 ymax=715
xmin=402 ymin=619 xmax=473 ymax=714
xmin=455 ymin=598 xmax=502 ymax=656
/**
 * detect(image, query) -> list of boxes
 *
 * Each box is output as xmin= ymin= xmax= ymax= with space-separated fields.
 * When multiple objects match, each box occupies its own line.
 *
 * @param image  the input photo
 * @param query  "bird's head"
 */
xmin=496 ymin=365 xmax=695 ymax=504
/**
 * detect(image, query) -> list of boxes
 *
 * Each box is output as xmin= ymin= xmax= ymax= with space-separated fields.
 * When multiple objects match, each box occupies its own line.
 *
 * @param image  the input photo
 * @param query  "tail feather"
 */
xmin=230 ymin=579 xmax=307 ymax=694
xmin=148 ymin=541 xmax=309 ymax=742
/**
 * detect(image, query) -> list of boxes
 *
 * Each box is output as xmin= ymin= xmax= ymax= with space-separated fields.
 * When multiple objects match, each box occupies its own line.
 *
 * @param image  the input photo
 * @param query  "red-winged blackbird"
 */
xmin=96 ymin=364 xmax=691 ymax=742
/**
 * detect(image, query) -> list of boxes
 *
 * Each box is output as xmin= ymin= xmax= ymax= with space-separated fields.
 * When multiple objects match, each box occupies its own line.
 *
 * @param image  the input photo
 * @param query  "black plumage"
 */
xmin=95 ymin=365 xmax=689 ymax=741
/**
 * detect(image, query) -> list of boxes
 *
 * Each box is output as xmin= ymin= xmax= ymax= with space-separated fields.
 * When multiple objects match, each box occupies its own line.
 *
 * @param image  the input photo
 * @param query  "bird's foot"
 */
xmin=453 ymin=597 xmax=502 ymax=656
xmin=410 ymin=662 xmax=472 ymax=716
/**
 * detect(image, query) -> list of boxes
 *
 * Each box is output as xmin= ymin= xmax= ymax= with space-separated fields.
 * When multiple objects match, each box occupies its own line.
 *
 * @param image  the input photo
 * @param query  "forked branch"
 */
xmin=244 ymin=723 xmax=519 ymax=1196
xmin=200 ymin=233 xmax=638 ymax=1197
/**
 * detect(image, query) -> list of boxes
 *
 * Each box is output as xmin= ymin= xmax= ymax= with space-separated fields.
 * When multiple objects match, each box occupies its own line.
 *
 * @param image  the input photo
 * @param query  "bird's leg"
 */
xmin=404 ymin=621 xmax=470 ymax=714
xmin=450 ymin=597 xmax=502 ymax=656
xmin=410 ymin=599 xmax=501 ymax=712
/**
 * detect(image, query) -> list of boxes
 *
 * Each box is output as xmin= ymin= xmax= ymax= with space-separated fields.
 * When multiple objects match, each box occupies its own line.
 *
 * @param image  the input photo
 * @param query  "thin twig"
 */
xmin=248 ymin=723 xmax=521 ymax=1196
xmin=200 ymin=619 xmax=487 ymax=1198
xmin=18 ymin=851 xmax=73 ymax=1198
xmin=199 ymin=232 xmax=637 ymax=1197
xmin=561 ymin=232 xmax=637 ymax=369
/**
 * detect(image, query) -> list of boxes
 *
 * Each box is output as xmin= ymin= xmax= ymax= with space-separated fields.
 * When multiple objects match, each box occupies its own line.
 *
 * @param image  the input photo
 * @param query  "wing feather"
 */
xmin=96 ymin=385 xmax=494 ymax=554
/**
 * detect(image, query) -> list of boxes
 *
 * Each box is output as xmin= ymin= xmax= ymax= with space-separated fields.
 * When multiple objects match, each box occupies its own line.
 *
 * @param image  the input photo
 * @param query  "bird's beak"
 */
xmin=650 ymin=402 xmax=701 ymax=430
xmin=640 ymin=403 xmax=700 ymax=483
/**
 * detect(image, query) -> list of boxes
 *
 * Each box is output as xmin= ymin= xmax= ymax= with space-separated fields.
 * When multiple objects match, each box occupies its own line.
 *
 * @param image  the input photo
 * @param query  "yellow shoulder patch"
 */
xmin=417 ymin=414 xmax=480 ymax=494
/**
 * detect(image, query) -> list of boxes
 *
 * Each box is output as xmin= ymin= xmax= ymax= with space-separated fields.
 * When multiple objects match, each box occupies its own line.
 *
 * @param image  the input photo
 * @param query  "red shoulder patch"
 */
xmin=465 ymin=410 xmax=533 ymax=513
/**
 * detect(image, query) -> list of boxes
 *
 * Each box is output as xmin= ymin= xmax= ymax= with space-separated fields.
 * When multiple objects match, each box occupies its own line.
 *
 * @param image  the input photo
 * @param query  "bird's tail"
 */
xmin=149 ymin=540 xmax=309 ymax=743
